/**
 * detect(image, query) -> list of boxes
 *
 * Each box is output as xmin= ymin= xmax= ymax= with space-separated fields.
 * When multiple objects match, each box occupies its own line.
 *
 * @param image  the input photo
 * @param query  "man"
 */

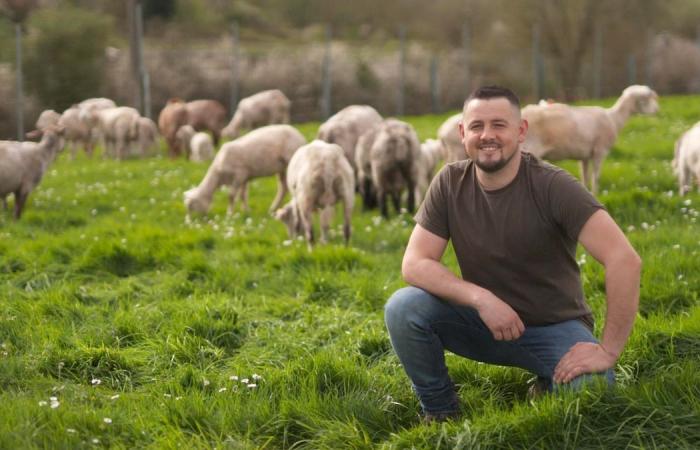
xmin=384 ymin=85 xmax=641 ymax=422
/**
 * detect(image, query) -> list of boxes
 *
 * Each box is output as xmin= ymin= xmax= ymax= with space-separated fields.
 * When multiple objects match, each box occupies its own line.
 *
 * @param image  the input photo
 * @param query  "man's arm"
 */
xmin=553 ymin=209 xmax=641 ymax=384
xmin=402 ymin=223 xmax=525 ymax=341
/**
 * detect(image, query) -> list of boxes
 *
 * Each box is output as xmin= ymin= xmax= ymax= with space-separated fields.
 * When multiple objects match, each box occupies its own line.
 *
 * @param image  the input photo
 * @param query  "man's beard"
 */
xmin=474 ymin=143 xmax=516 ymax=173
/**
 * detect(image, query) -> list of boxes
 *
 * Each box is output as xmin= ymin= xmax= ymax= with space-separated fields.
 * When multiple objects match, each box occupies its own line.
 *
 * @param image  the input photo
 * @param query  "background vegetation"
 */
xmin=0 ymin=94 xmax=699 ymax=448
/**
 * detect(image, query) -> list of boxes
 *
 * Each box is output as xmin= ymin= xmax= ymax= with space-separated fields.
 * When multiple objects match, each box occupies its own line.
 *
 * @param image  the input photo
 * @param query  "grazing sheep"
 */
xmin=76 ymin=97 xmax=118 ymax=156
xmin=96 ymin=107 xmax=141 ymax=160
xmin=275 ymin=140 xmax=354 ymax=249
xmin=368 ymin=118 xmax=422 ymax=217
xmin=673 ymin=122 xmax=700 ymax=196
xmin=33 ymin=109 xmax=61 ymax=132
xmin=437 ymin=113 xmax=464 ymax=163
xmin=522 ymin=85 xmax=659 ymax=193
xmin=159 ymin=99 xmax=227 ymax=157
xmin=135 ymin=116 xmax=159 ymax=157
xmin=58 ymin=107 xmax=94 ymax=158
xmin=184 ymin=124 xmax=306 ymax=216
xmin=190 ymin=132 xmax=214 ymax=162
xmin=175 ymin=125 xmax=196 ymax=156
xmin=222 ymin=89 xmax=291 ymax=140
xmin=355 ymin=124 xmax=381 ymax=210
xmin=0 ymin=126 xmax=64 ymax=219
xmin=317 ymin=105 xmax=383 ymax=173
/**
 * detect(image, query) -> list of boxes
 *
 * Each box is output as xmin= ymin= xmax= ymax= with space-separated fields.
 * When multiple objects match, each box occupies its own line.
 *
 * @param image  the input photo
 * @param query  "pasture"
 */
xmin=1 ymin=95 xmax=700 ymax=449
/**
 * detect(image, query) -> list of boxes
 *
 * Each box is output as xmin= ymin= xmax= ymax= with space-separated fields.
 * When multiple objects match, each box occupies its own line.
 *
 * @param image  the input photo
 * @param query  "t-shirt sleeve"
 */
xmin=548 ymin=170 xmax=605 ymax=241
xmin=414 ymin=165 xmax=450 ymax=240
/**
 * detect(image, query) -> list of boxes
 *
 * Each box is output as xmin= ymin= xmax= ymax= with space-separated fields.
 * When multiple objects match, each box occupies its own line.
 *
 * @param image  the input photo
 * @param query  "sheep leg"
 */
xmin=239 ymin=183 xmax=249 ymax=211
xmin=299 ymin=204 xmax=315 ymax=250
xmin=343 ymin=200 xmax=353 ymax=246
xmin=13 ymin=190 xmax=28 ymax=220
xmin=400 ymin=163 xmax=416 ymax=213
xmin=227 ymin=182 xmax=242 ymax=215
xmin=319 ymin=205 xmax=334 ymax=244
xmin=269 ymin=172 xmax=287 ymax=213
xmin=390 ymin=193 xmax=401 ymax=215
xmin=580 ymin=160 xmax=590 ymax=191
xmin=679 ymin=163 xmax=691 ymax=196
xmin=591 ymin=156 xmax=604 ymax=195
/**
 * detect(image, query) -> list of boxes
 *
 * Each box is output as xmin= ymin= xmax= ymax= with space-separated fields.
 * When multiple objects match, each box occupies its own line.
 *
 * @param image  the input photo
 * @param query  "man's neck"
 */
xmin=476 ymin=150 xmax=522 ymax=191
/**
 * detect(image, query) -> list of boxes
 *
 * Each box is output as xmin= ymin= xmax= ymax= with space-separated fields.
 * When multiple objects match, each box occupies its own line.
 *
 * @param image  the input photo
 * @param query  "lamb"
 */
xmin=673 ymin=122 xmax=700 ymax=196
xmin=159 ymin=99 xmax=227 ymax=157
xmin=317 ymin=104 xmax=383 ymax=173
xmin=365 ymin=118 xmax=421 ymax=217
xmin=184 ymin=124 xmax=306 ymax=217
xmin=274 ymin=140 xmax=355 ymax=249
xmin=222 ymin=89 xmax=291 ymax=140
xmin=0 ymin=126 xmax=64 ymax=219
xmin=95 ymin=106 xmax=142 ymax=160
xmin=415 ymin=138 xmax=444 ymax=201
xmin=176 ymin=125 xmax=214 ymax=162
xmin=437 ymin=113 xmax=465 ymax=163
xmin=522 ymin=85 xmax=659 ymax=194
xmin=355 ymin=124 xmax=381 ymax=210
xmin=33 ymin=109 xmax=61 ymax=132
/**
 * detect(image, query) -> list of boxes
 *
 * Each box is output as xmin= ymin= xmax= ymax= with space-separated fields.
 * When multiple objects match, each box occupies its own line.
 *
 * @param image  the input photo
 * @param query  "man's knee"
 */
xmin=558 ymin=369 xmax=615 ymax=392
xmin=384 ymin=286 xmax=434 ymax=332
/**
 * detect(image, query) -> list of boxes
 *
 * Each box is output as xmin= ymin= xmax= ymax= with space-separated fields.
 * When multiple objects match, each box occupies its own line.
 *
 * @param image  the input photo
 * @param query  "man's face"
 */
xmin=459 ymin=97 xmax=527 ymax=173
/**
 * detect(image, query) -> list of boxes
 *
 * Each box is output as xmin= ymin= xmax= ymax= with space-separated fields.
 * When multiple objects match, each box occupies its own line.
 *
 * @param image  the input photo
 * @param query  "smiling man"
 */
xmin=384 ymin=85 xmax=641 ymax=423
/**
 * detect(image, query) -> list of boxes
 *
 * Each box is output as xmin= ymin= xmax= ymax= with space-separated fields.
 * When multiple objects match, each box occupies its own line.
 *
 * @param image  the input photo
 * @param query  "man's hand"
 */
xmin=474 ymin=290 xmax=525 ymax=341
xmin=553 ymin=342 xmax=617 ymax=384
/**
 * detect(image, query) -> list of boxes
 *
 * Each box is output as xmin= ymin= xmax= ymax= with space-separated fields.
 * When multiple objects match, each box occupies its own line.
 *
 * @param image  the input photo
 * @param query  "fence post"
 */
xmin=321 ymin=24 xmax=332 ymax=120
xmin=430 ymin=54 xmax=440 ymax=113
xmin=230 ymin=22 xmax=240 ymax=118
xmin=532 ymin=24 xmax=545 ymax=101
xmin=397 ymin=25 xmax=406 ymax=116
xmin=644 ymin=30 xmax=653 ymax=87
xmin=592 ymin=23 xmax=602 ymax=98
xmin=14 ymin=22 xmax=24 ymax=141
xmin=627 ymin=54 xmax=636 ymax=86
xmin=134 ymin=0 xmax=150 ymax=118
xmin=462 ymin=23 xmax=470 ymax=95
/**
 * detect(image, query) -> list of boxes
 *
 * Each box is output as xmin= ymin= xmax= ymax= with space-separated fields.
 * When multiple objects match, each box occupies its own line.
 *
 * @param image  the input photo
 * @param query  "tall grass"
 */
xmin=1 ymin=95 xmax=699 ymax=448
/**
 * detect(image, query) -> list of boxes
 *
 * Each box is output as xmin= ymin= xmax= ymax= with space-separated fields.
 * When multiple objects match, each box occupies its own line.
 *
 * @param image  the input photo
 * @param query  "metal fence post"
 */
xmin=15 ymin=22 xmax=24 ymax=141
xmin=230 ymin=22 xmax=240 ymax=118
xmin=430 ymin=54 xmax=440 ymax=113
xmin=321 ymin=25 xmax=332 ymax=120
xmin=532 ymin=24 xmax=545 ymax=101
xmin=397 ymin=25 xmax=406 ymax=116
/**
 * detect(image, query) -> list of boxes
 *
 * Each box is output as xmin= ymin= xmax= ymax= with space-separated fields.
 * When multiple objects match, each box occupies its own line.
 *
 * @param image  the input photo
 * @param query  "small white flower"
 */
xmin=282 ymin=240 xmax=292 ymax=246
xmin=203 ymin=379 xmax=210 ymax=386
xmin=673 ymin=244 xmax=681 ymax=249
xmin=38 ymin=401 xmax=47 ymax=406
xmin=678 ymin=274 xmax=684 ymax=280
xmin=91 ymin=378 xmax=101 ymax=385
xmin=684 ymin=199 xmax=692 ymax=206
xmin=246 ymin=383 xmax=257 ymax=389
xmin=110 ymin=394 xmax=120 ymax=400
xmin=241 ymin=378 xmax=249 ymax=384
xmin=66 ymin=428 xmax=76 ymax=434
xmin=92 ymin=438 xmax=100 ymax=444
xmin=163 ymin=394 xmax=172 ymax=398
xmin=252 ymin=374 xmax=262 ymax=381
xmin=103 ymin=418 xmax=112 ymax=424
xmin=50 ymin=400 xmax=60 ymax=409
xmin=91 ymin=209 xmax=98 ymax=216
xmin=218 ymin=387 xmax=227 ymax=393
xmin=50 ymin=396 xmax=58 ymax=401
xmin=229 ymin=375 xmax=239 ymax=381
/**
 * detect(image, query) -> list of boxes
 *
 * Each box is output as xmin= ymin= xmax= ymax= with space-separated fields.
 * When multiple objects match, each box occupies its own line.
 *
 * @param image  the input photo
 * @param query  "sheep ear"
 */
xmin=26 ymin=129 xmax=43 ymax=140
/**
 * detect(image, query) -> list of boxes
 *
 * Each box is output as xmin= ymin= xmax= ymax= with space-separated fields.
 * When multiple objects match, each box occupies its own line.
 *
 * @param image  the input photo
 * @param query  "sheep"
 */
xmin=415 ymin=138 xmax=444 ymax=202
xmin=159 ymin=99 xmax=227 ymax=157
xmin=437 ymin=113 xmax=465 ymax=163
xmin=522 ymin=85 xmax=659 ymax=194
xmin=27 ymin=107 xmax=92 ymax=159
xmin=135 ymin=116 xmax=159 ymax=157
xmin=0 ymin=126 xmax=64 ymax=219
xmin=317 ymin=104 xmax=383 ymax=173
xmin=355 ymin=124 xmax=381 ymax=210
xmin=673 ymin=122 xmax=700 ymax=196
xmin=222 ymin=89 xmax=291 ymax=140
xmin=76 ymin=97 xmax=117 ymax=156
xmin=274 ymin=140 xmax=355 ymax=249
xmin=366 ymin=118 xmax=422 ymax=218
xmin=184 ymin=124 xmax=306 ymax=217
xmin=176 ymin=125 xmax=214 ymax=162
xmin=34 ymin=109 xmax=61 ymax=132
xmin=95 ymin=106 xmax=141 ymax=160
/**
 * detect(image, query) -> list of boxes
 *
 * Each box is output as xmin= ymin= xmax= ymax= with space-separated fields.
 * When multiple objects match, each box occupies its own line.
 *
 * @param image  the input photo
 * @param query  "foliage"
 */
xmin=23 ymin=7 xmax=114 ymax=112
xmin=0 ymin=95 xmax=699 ymax=447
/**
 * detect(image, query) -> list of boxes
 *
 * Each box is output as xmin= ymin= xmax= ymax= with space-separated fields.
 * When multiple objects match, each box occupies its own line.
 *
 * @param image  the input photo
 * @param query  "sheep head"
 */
xmin=183 ymin=188 xmax=211 ymax=214
xmin=274 ymin=202 xmax=302 ymax=238
xmin=623 ymin=85 xmax=660 ymax=116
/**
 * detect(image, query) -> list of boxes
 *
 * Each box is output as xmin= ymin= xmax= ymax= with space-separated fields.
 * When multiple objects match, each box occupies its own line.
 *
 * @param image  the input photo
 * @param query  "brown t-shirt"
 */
xmin=415 ymin=152 xmax=603 ymax=328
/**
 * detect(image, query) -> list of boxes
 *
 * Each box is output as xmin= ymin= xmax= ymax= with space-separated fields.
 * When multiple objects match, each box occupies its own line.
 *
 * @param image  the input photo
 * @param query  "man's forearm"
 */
xmin=600 ymin=252 xmax=641 ymax=359
xmin=402 ymin=257 xmax=486 ymax=309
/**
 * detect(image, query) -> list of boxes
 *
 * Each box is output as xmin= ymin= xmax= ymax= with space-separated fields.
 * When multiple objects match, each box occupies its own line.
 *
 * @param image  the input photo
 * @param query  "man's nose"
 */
xmin=480 ymin=125 xmax=496 ymax=140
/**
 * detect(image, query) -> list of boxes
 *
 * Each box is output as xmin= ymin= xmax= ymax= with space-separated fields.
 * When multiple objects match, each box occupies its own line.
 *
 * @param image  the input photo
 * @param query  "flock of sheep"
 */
xmin=3 ymin=83 xmax=700 ymax=248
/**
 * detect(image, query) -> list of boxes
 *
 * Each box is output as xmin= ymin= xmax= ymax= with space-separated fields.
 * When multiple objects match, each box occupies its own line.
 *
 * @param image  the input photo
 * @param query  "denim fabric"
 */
xmin=384 ymin=286 xmax=614 ymax=414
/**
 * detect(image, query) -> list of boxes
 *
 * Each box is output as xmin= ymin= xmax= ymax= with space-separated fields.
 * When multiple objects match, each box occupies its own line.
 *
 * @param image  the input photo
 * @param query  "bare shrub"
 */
xmin=650 ymin=33 xmax=700 ymax=94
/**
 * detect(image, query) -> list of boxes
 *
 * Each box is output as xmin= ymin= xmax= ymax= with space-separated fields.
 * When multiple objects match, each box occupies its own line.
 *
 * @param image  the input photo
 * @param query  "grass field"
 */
xmin=1 ymin=95 xmax=700 ymax=449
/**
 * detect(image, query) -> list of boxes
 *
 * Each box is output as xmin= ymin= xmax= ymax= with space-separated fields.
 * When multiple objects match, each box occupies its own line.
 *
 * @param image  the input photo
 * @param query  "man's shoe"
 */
xmin=527 ymin=376 xmax=551 ymax=400
xmin=422 ymin=410 xmax=461 ymax=424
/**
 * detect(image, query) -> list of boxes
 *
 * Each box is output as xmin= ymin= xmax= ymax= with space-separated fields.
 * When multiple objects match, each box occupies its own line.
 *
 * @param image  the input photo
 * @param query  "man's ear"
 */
xmin=519 ymin=119 xmax=528 ymax=143
xmin=458 ymin=121 xmax=466 ymax=141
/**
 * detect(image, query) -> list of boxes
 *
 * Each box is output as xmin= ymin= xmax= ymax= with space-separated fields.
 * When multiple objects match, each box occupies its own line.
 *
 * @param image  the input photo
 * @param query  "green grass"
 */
xmin=1 ymin=94 xmax=699 ymax=448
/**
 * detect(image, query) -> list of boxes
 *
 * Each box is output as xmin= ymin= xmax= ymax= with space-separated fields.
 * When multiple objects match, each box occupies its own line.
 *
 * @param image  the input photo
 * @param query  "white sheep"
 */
xmin=673 ymin=122 xmax=700 ymax=196
xmin=0 ymin=126 xmax=64 ymax=219
xmin=135 ymin=116 xmax=159 ymax=157
xmin=95 ymin=106 xmax=142 ymax=160
xmin=317 ymin=105 xmax=383 ymax=173
xmin=437 ymin=113 xmax=464 ymax=163
xmin=415 ymin=138 xmax=443 ymax=202
xmin=184 ymin=124 xmax=306 ymax=216
xmin=522 ymin=85 xmax=659 ymax=193
xmin=222 ymin=89 xmax=291 ymax=140
xmin=176 ymin=125 xmax=214 ymax=162
xmin=274 ymin=139 xmax=355 ymax=249
xmin=364 ymin=118 xmax=421 ymax=217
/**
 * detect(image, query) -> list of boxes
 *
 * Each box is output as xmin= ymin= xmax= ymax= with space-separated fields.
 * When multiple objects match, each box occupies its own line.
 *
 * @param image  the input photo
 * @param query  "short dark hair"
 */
xmin=465 ymin=85 xmax=520 ymax=109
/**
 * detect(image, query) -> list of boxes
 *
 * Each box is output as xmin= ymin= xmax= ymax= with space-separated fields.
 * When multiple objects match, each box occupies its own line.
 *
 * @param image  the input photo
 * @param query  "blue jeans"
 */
xmin=384 ymin=286 xmax=614 ymax=414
